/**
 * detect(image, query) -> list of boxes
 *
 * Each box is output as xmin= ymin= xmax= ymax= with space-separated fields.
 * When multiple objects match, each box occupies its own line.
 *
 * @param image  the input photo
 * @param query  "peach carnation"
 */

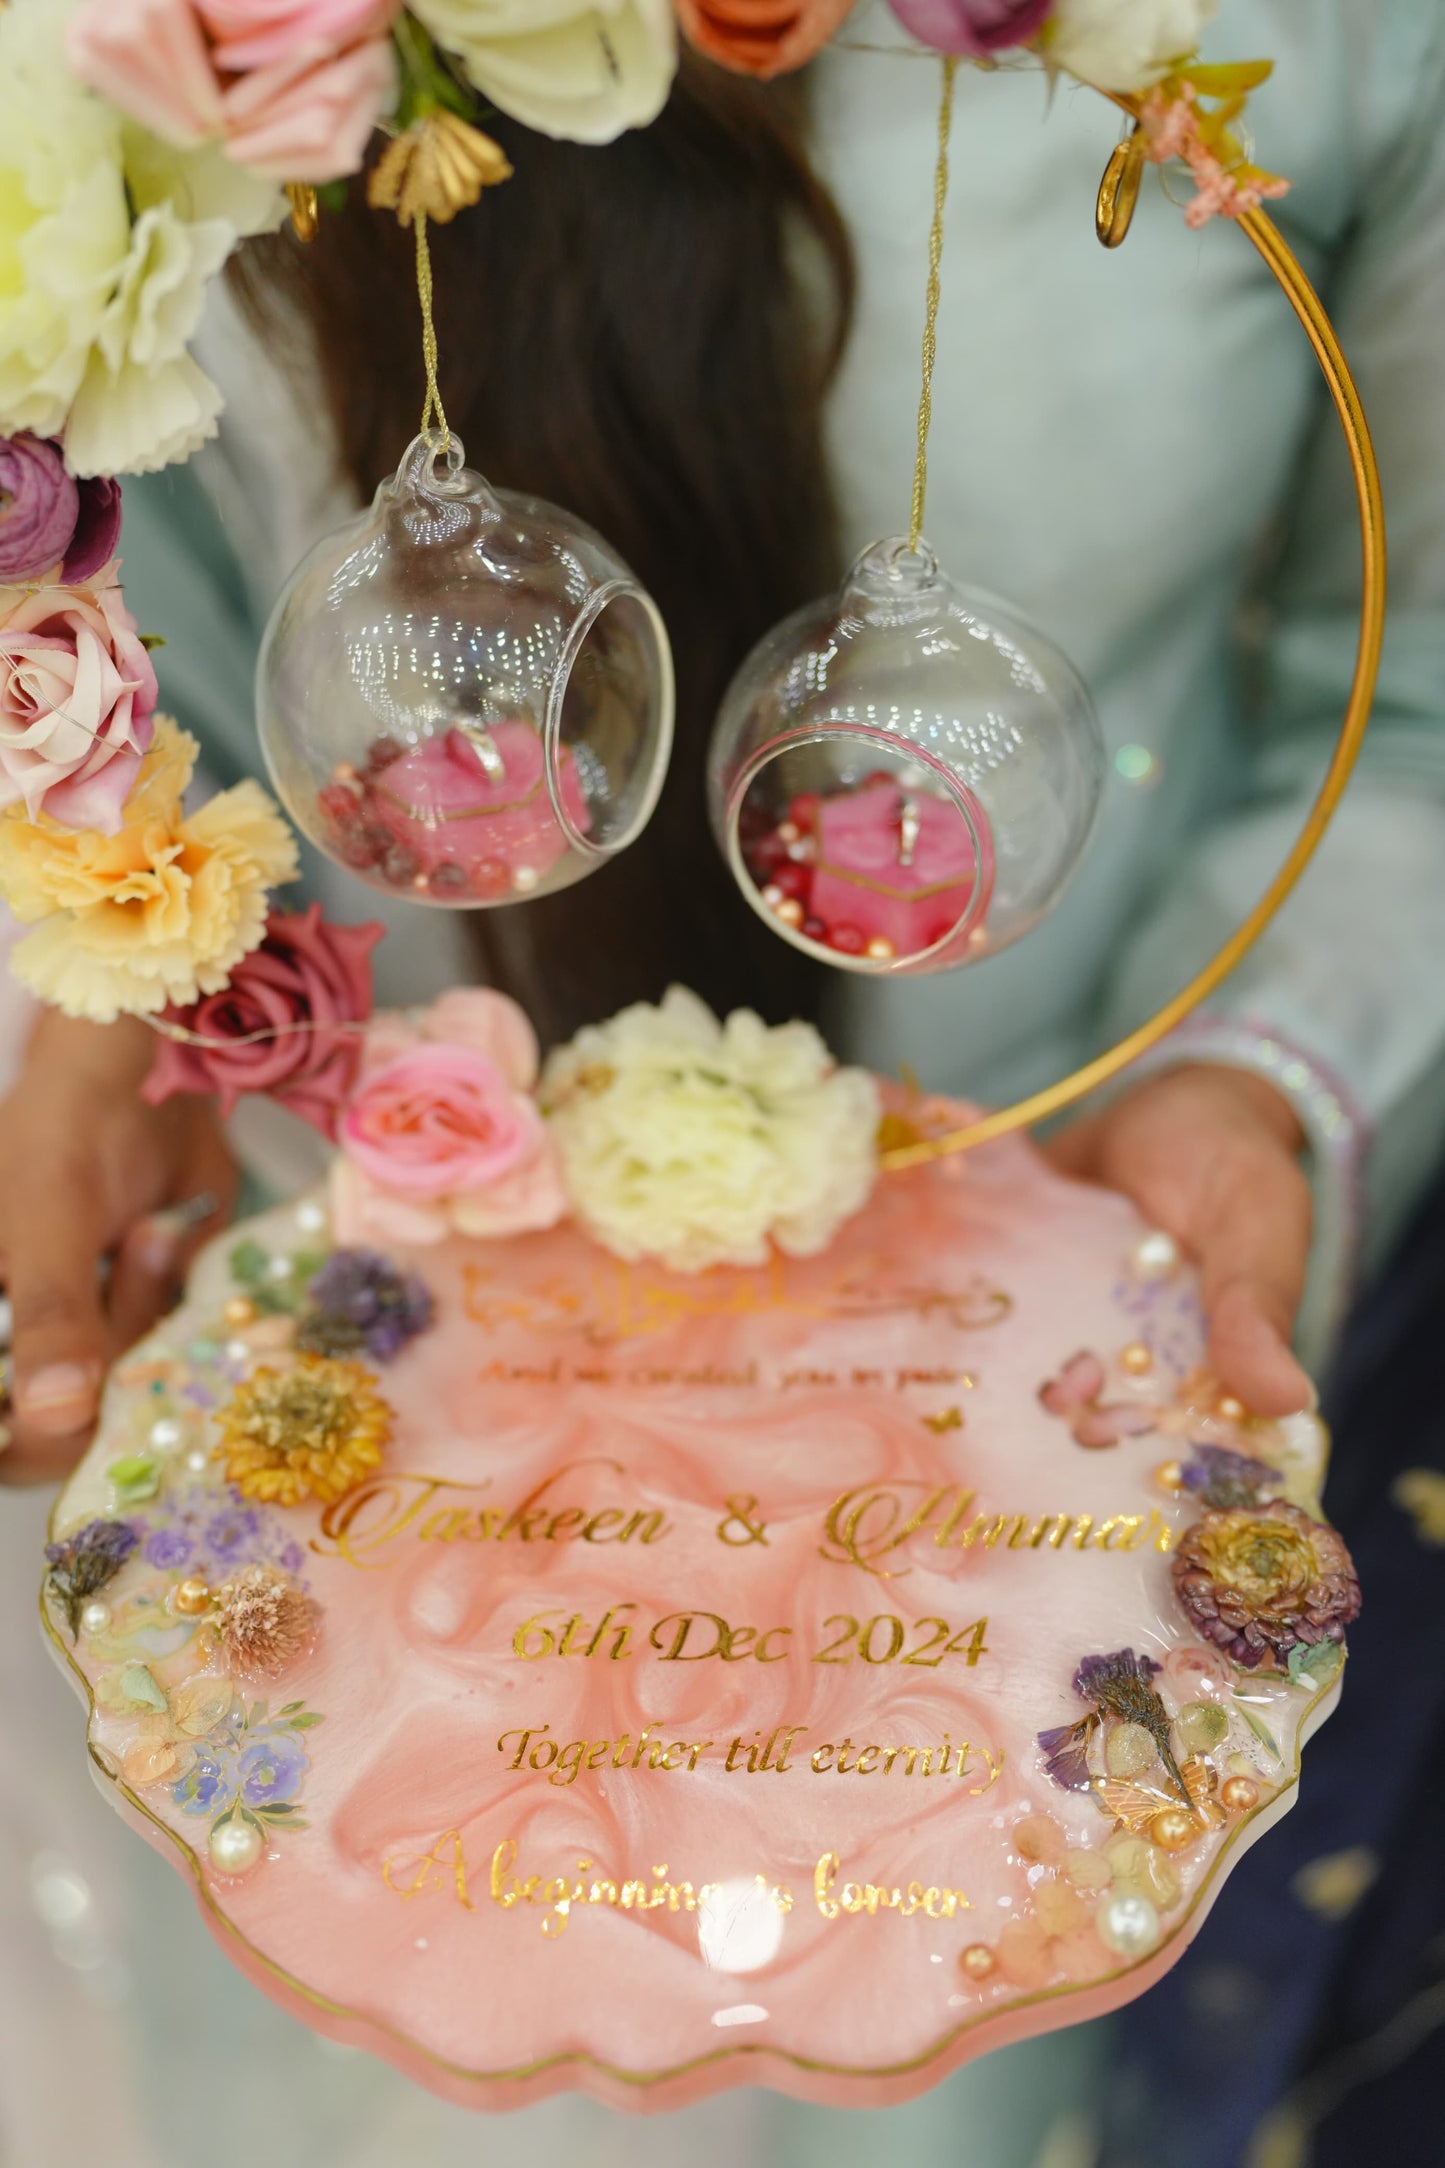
xmin=0 ymin=715 xmax=298 ymax=1021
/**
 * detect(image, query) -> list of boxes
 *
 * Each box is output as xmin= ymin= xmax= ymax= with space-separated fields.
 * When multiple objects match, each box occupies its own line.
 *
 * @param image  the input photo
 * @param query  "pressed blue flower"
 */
xmin=204 ymin=1506 xmax=263 ymax=1561
xmin=174 ymin=1750 xmax=239 ymax=1819
xmin=238 ymin=1733 xmax=309 ymax=1808
xmin=144 ymin=1528 xmax=193 ymax=1571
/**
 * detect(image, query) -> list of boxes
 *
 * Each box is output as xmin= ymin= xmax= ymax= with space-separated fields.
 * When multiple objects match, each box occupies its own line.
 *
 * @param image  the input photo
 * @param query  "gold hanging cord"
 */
xmin=414 ymin=209 xmax=451 ymax=445
xmin=909 ymin=56 xmax=959 ymax=552
xmin=880 ymin=103 xmax=1386 ymax=1172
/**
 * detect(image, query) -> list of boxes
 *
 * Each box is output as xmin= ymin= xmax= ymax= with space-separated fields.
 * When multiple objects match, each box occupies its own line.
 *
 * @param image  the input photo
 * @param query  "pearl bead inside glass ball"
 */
xmin=1098 ymin=1892 xmax=1161 ymax=1959
xmin=79 ymin=1599 xmax=112 ymax=1636
xmin=1131 ymin=1231 xmax=1180 ymax=1280
xmin=209 ymin=1820 xmax=263 ymax=1876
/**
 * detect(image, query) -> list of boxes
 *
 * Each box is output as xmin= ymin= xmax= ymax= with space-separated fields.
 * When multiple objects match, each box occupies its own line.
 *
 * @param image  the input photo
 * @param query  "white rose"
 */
xmin=1047 ymin=0 xmax=1216 ymax=91
xmin=0 ymin=0 xmax=282 ymax=475
xmin=542 ymin=986 xmax=880 ymax=1273
xmin=412 ymin=0 xmax=677 ymax=145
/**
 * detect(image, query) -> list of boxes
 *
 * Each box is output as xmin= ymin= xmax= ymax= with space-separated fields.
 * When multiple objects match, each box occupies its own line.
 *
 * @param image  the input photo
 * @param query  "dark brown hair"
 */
xmin=235 ymin=59 xmax=853 ymax=1046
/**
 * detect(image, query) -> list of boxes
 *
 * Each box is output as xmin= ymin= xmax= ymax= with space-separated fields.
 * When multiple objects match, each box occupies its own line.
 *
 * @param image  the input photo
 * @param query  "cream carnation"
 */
xmin=1045 ymin=0 xmax=1216 ymax=90
xmin=0 ymin=0 xmax=282 ymax=474
xmin=411 ymin=0 xmax=676 ymax=145
xmin=542 ymin=986 xmax=880 ymax=1273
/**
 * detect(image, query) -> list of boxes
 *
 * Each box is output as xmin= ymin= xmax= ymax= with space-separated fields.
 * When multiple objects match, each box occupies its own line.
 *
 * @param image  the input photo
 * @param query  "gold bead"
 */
xmin=959 ymin=1943 xmax=996 ymax=1981
xmin=1220 ymin=1776 xmax=1260 ymax=1813
xmin=222 ymin=1296 xmax=257 ymax=1328
xmin=171 ymin=1576 xmax=212 ymax=1618
xmin=1154 ymin=1459 xmax=1184 ymax=1492
xmin=775 ymin=898 xmax=805 ymax=928
xmin=1215 ymin=1394 xmax=1246 ymax=1423
xmin=1148 ymin=1808 xmax=1198 ymax=1853
xmin=1120 ymin=1342 xmax=1153 ymax=1376
xmin=865 ymin=935 xmax=896 ymax=961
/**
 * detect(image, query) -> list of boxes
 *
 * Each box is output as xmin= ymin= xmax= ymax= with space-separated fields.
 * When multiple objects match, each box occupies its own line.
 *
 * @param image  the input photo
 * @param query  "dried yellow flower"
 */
xmin=214 ymin=1355 xmax=392 ymax=1507
xmin=368 ymin=112 xmax=512 ymax=229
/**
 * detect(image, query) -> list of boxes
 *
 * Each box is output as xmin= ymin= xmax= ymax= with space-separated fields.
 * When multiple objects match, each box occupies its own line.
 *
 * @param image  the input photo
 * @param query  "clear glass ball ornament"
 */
xmin=257 ymin=432 xmax=675 ymax=907
xmin=708 ymin=538 xmax=1104 ymax=972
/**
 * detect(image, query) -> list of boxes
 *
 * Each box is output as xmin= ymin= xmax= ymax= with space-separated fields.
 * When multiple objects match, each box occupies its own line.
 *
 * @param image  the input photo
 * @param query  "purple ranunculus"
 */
xmin=0 ymin=434 xmax=122 ymax=584
xmin=238 ymin=1734 xmax=309 ymax=1809
xmin=144 ymin=1527 xmax=194 ymax=1570
xmin=887 ymin=0 xmax=1053 ymax=54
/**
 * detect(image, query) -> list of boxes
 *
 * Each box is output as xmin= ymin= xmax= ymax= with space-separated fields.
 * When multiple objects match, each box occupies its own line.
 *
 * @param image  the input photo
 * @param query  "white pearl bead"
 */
xmin=512 ymin=865 xmax=539 ymax=893
xmin=184 ymin=1446 xmax=210 ymax=1475
xmin=148 ymin=1416 xmax=185 ymax=1454
xmin=1131 ymin=1230 xmax=1180 ymax=1281
xmin=224 ymin=1340 xmax=252 ymax=1365
xmin=1097 ymin=1892 xmax=1161 ymax=1959
xmin=295 ymin=1200 xmax=327 ymax=1235
xmin=265 ymin=1254 xmax=294 ymax=1281
xmin=209 ymin=1819 xmax=263 ymax=1877
xmin=79 ymin=1599 xmax=112 ymax=1636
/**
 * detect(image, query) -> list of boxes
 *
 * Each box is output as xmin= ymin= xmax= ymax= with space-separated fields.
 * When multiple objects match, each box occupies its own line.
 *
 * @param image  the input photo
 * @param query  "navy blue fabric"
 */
xmin=1100 ymin=1159 xmax=1445 ymax=2168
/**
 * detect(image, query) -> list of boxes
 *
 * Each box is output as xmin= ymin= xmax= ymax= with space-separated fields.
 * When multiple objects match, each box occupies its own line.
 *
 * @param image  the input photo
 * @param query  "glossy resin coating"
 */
xmin=45 ymin=1119 xmax=1343 ymax=2112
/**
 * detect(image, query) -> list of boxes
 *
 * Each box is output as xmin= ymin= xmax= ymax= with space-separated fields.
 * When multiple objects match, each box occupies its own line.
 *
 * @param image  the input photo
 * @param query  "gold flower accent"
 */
xmin=213 ymin=1355 xmax=392 ymax=1507
xmin=368 ymin=112 xmax=512 ymax=229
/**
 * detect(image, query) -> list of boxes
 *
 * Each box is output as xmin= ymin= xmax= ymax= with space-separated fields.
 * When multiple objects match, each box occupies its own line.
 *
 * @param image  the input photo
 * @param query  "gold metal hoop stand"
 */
xmin=880 ymin=105 xmax=1387 ymax=1172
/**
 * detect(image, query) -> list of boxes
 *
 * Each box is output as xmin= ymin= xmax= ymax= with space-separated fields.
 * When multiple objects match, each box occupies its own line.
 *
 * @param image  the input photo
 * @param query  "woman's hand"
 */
xmin=0 ymin=1012 xmax=237 ymax=1483
xmin=1045 ymin=1063 xmax=1314 ymax=1417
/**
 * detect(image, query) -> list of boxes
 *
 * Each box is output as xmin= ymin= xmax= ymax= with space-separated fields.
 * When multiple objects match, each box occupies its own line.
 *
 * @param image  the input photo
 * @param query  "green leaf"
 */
xmin=1236 ymin=1704 xmax=1284 ymax=1764
xmin=316 ymin=180 xmax=348 ymax=214
xmin=278 ymin=1701 xmax=303 ymax=1717
xmin=247 ymin=1700 xmax=269 ymax=1728
xmin=229 ymin=1240 xmax=270 ymax=1287
xmin=107 ymin=1454 xmax=161 ymax=1504
xmin=1287 ymin=1639 xmax=1344 ymax=1690
xmin=287 ymin=1711 xmax=324 ymax=1730
xmin=120 ymin=1662 xmax=168 ymax=1712
xmin=138 ymin=632 xmax=167 ymax=652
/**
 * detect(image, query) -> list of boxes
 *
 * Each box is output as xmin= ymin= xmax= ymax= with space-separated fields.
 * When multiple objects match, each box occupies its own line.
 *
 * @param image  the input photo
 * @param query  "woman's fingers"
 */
xmin=2 ymin=1158 xmax=110 ymax=1480
xmin=107 ymin=1135 xmax=236 ymax=1356
xmin=1198 ymin=1149 xmax=1314 ymax=1417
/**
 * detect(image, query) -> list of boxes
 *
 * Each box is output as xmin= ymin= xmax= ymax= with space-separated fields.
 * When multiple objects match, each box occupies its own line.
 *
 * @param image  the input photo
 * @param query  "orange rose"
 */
xmin=674 ymin=0 xmax=854 ymax=78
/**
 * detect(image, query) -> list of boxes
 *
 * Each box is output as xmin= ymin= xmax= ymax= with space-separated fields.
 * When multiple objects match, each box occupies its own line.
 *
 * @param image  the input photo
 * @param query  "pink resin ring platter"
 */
xmin=44 ymin=1121 xmax=1347 ymax=2114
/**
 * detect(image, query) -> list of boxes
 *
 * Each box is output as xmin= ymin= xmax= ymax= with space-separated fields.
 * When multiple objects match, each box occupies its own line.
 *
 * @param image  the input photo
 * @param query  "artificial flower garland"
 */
xmin=0 ymin=0 xmax=1291 ymax=1269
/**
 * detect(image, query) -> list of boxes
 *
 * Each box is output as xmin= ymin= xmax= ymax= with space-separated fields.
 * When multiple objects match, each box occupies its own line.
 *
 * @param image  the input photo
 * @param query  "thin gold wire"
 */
xmin=909 ymin=57 xmax=959 ymax=553
xmin=880 ymin=194 xmax=1388 ymax=1172
xmin=414 ymin=210 xmax=451 ymax=446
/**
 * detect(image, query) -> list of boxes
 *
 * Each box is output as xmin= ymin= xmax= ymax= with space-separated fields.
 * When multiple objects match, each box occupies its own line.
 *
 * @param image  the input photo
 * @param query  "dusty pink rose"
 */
xmin=143 ymin=903 xmax=382 ymax=1135
xmin=0 ymin=437 xmax=123 ymax=586
xmin=332 ymin=989 xmax=568 ymax=1247
xmin=1161 ymin=1642 xmax=1234 ymax=1702
xmin=0 ymin=561 xmax=156 ymax=831
xmin=67 ymin=0 xmax=399 ymax=183
xmin=886 ymin=0 xmax=1053 ymax=53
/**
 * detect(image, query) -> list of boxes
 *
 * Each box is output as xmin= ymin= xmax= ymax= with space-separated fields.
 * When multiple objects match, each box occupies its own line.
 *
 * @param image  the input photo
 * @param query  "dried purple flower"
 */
xmin=44 ymin=1517 xmax=138 ymax=1638
xmin=1172 ymin=1500 xmax=1362 ymax=1671
xmin=298 ymin=1248 xmax=434 ymax=1364
xmin=1036 ymin=1715 xmax=1099 ymax=1792
xmin=1057 ymin=1646 xmax=1190 ymax=1805
xmin=1180 ymin=1444 xmax=1279 ymax=1511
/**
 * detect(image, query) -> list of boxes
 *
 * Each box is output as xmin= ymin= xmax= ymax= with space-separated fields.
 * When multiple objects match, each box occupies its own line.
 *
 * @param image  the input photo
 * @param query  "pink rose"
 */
xmin=1161 ymin=1642 xmax=1235 ymax=1703
xmin=332 ymin=989 xmax=569 ymax=1247
xmin=886 ymin=0 xmax=1053 ymax=54
xmin=67 ymin=0 xmax=400 ymax=184
xmin=0 ymin=436 xmax=123 ymax=587
xmin=143 ymin=904 xmax=382 ymax=1135
xmin=0 ymin=561 xmax=156 ymax=832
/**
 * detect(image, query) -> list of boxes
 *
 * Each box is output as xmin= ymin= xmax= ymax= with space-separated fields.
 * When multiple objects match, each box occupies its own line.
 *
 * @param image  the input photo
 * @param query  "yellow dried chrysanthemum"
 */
xmin=213 ymin=1355 xmax=393 ymax=1508
xmin=0 ymin=717 xmax=297 ymax=1021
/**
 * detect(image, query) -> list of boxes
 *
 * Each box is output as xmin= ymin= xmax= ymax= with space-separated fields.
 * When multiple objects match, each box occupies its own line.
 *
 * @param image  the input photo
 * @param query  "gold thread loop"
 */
xmin=414 ymin=210 xmax=450 ymax=446
xmin=909 ymin=56 xmax=959 ymax=553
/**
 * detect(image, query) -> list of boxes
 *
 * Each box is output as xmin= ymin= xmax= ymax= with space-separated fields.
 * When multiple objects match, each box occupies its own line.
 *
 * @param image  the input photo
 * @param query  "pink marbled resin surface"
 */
xmin=46 ymin=1121 xmax=1339 ymax=2112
